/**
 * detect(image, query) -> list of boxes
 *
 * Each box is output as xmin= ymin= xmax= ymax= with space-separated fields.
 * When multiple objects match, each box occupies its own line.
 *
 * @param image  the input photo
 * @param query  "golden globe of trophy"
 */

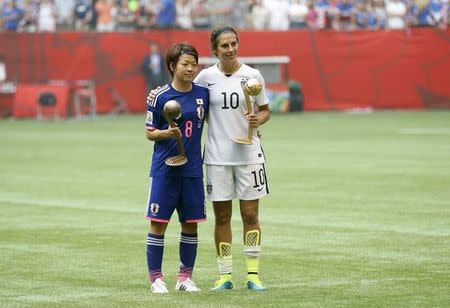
xmin=244 ymin=78 xmax=263 ymax=96
xmin=163 ymin=100 xmax=188 ymax=166
xmin=233 ymin=78 xmax=263 ymax=145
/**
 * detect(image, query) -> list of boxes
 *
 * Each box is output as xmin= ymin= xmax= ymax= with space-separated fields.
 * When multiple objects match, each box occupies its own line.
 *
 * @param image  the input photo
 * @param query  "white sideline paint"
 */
xmin=399 ymin=128 xmax=450 ymax=135
xmin=0 ymin=192 xmax=138 ymax=213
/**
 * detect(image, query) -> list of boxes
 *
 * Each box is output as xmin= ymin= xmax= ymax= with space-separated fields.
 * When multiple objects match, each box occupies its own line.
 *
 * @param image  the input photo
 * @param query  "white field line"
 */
xmin=0 ymin=192 xmax=139 ymax=213
xmin=15 ymin=290 xmax=112 ymax=303
xmin=399 ymin=128 xmax=450 ymax=135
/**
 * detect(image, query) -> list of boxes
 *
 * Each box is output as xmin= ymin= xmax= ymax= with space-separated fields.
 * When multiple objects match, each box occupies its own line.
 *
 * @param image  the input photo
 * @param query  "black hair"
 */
xmin=165 ymin=42 xmax=199 ymax=77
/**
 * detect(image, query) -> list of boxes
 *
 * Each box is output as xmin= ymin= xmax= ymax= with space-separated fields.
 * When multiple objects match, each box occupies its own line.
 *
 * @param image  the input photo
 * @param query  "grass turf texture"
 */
xmin=0 ymin=111 xmax=449 ymax=307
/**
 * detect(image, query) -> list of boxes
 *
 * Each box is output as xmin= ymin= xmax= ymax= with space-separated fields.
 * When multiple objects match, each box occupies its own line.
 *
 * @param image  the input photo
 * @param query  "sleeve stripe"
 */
xmin=150 ymin=85 xmax=170 ymax=107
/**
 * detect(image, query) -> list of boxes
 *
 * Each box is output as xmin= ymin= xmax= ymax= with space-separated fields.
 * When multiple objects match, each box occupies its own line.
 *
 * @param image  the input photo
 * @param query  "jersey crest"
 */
xmin=206 ymin=182 xmax=212 ymax=195
xmin=150 ymin=203 xmax=159 ymax=214
xmin=196 ymin=98 xmax=205 ymax=124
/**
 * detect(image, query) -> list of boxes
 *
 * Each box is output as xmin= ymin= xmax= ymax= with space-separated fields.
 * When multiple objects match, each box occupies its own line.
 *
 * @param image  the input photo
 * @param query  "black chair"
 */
xmin=36 ymin=92 xmax=59 ymax=120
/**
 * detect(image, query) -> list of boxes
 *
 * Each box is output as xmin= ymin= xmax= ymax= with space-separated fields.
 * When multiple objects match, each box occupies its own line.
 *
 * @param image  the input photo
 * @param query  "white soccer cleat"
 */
xmin=175 ymin=278 xmax=201 ymax=292
xmin=151 ymin=278 xmax=169 ymax=294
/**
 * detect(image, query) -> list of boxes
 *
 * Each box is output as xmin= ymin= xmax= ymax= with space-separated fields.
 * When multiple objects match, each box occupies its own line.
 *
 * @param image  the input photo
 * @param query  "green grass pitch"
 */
xmin=1 ymin=111 xmax=449 ymax=307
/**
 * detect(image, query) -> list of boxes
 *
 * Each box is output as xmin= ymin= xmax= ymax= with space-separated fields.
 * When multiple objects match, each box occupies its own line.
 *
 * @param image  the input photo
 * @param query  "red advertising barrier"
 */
xmin=0 ymin=93 xmax=14 ymax=117
xmin=13 ymin=84 xmax=70 ymax=118
xmin=0 ymin=28 xmax=449 ymax=117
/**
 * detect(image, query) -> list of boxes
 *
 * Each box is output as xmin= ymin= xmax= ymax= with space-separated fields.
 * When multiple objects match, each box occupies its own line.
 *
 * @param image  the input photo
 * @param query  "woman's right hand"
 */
xmin=166 ymin=126 xmax=182 ymax=139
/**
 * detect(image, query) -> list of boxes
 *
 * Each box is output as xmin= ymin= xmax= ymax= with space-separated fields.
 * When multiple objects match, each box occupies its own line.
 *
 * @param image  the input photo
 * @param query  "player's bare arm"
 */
xmin=146 ymin=126 xmax=181 ymax=141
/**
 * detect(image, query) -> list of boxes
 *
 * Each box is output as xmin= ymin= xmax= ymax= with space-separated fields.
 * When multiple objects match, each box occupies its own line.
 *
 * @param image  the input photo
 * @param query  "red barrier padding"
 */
xmin=13 ymin=84 xmax=70 ymax=118
xmin=1 ymin=28 xmax=449 ymax=113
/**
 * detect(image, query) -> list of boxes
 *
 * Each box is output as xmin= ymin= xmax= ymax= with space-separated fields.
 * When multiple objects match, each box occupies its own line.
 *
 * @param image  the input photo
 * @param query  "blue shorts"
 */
xmin=146 ymin=176 xmax=206 ymax=223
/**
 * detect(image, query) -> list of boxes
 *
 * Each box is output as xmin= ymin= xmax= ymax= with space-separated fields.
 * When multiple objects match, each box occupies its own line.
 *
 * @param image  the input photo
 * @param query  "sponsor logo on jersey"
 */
xmin=150 ymin=203 xmax=159 ymax=215
xmin=207 ymin=82 xmax=216 ymax=86
xmin=146 ymin=111 xmax=153 ymax=125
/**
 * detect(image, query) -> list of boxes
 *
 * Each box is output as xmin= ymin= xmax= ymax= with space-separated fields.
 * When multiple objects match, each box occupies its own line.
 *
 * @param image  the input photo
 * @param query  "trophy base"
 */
xmin=165 ymin=155 xmax=188 ymax=166
xmin=232 ymin=138 xmax=252 ymax=145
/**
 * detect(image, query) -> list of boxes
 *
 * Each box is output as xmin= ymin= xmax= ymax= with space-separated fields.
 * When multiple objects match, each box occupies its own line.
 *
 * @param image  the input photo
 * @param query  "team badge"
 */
xmin=150 ymin=203 xmax=159 ymax=214
xmin=196 ymin=99 xmax=205 ymax=120
xmin=206 ymin=182 xmax=212 ymax=195
xmin=146 ymin=111 xmax=153 ymax=125
xmin=197 ymin=106 xmax=204 ymax=120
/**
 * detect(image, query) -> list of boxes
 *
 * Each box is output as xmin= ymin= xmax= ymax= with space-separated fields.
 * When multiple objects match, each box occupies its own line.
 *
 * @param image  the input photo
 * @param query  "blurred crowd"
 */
xmin=0 ymin=0 xmax=448 ymax=32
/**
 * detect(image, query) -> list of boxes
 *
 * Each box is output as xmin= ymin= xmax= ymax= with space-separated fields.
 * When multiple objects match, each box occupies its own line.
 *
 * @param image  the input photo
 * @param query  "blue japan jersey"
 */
xmin=145 ymin=83 xmax=209 ymax=177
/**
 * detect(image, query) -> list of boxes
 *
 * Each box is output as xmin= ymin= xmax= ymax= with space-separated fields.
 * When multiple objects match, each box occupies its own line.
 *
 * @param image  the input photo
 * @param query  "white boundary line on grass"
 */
xmin=0 ymin=193 xmax=138 ymax=213
xmin=399 ymin=128 xmax=450 ymax=135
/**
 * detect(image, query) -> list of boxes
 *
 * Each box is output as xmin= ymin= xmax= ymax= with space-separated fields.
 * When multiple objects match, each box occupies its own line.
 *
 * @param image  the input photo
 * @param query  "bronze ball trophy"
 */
xmin=233 ymin=78 xmax=263 ymax=145
xmin=163 ymin=100 xmax=188 ymax=166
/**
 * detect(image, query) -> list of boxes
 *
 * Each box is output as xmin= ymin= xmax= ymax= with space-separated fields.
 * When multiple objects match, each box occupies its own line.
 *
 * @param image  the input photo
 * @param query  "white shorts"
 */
xmin=205 ymin=164 xmax=269 ymax=201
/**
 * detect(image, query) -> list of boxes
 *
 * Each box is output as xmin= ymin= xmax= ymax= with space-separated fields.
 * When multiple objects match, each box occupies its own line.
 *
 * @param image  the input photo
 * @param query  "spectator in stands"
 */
xmin=55 ymin=0 xmax=74 ymax=30
xmin=371 ymin=0 xmax=387 ymax=28
xmin=315 ymin=0 xmax=333 ymax=29
xmin=248 ymin=0 xmax=269 ymax=30
xmin=417 ymin=0 xmax=431 ymax=25
xmin=355 ymin=1 xmax=370 ymax=29
xmin=89 ymin=0 xmax=98 ymax=30
xmin=365 ymin=1 xmax=381 ymax=29
xmin=231 ymin=0 xmax=249 ymax=29
xmin=73 ymin=0 xmax=92 ymax=31
xmin=134 ymin=2 xmax=155 ymax=30
xmin=176 ymin=0 xmax=193 ymax=29
xmin=95 ymin=0 xmax=115 ymax=31
xmin=38 ymin=0 xmax=57 ymax=32
xmin=191 ymin=0 xmax=212 ymax=29
xmin=306 ymin=0 xmax=319 ymax=29
xmin=427 ymin=0 xmax=448 ymax=28
xmin=1 ymin=0 xmax=24 ymax=31
xmin=155 ymin=0 xmax=177 ymax=29
xmin=209 ymin=0 xmax=234 ymax=28
xmin=17 ymin=0 xmax=38 ymax=32
xmin=115 ymin=0 xmax=135 ymax=31
xmin=267 ymin=0 xmax=290 ymax=30
xmin=142 ymin=43 xmax=167 ymax=94
xmin=405 ymin=0 xmax=420 ymax=28
xmin=335 ymin=0 xmax=355 ymax=31
xmin=289 ymin=0 xmax=309 ymax=29
xmin=386 ymin=0 xmax=406 ymax=29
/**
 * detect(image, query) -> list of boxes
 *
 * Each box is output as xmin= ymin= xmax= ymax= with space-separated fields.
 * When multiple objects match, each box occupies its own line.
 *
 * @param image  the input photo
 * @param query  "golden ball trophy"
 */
xmin=163 ymin=100 xmax=188 ymax=166
xmin=233 ymin=78 xmax=263 ymax=145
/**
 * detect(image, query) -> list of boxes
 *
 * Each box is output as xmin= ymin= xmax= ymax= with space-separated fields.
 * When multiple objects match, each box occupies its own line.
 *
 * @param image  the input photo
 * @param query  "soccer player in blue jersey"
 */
xmin=144 ymin=42 xmax=209 ymax=293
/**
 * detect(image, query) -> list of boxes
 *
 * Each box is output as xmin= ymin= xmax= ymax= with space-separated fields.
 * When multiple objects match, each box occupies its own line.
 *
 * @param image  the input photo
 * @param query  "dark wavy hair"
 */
xmin=210 ymin=26 xmax=239 ymax=56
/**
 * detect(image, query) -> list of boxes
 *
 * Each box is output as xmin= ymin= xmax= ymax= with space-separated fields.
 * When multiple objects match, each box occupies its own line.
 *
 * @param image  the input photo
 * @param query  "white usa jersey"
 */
xmin=195 ymin=63 xmax=269 ymax=165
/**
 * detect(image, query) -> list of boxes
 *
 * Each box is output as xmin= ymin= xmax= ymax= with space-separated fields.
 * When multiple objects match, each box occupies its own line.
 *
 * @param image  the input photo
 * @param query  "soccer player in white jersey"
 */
xmin=194 ymin=26 xmax=271 ymax=291
xmin=145 ymin=43 xmax=209 ymax=293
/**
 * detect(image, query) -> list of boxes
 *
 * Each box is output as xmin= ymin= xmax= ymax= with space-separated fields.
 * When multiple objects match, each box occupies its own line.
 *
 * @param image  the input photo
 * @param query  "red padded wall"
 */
xmin=0 ymin=28 xmax=449 ymax=115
